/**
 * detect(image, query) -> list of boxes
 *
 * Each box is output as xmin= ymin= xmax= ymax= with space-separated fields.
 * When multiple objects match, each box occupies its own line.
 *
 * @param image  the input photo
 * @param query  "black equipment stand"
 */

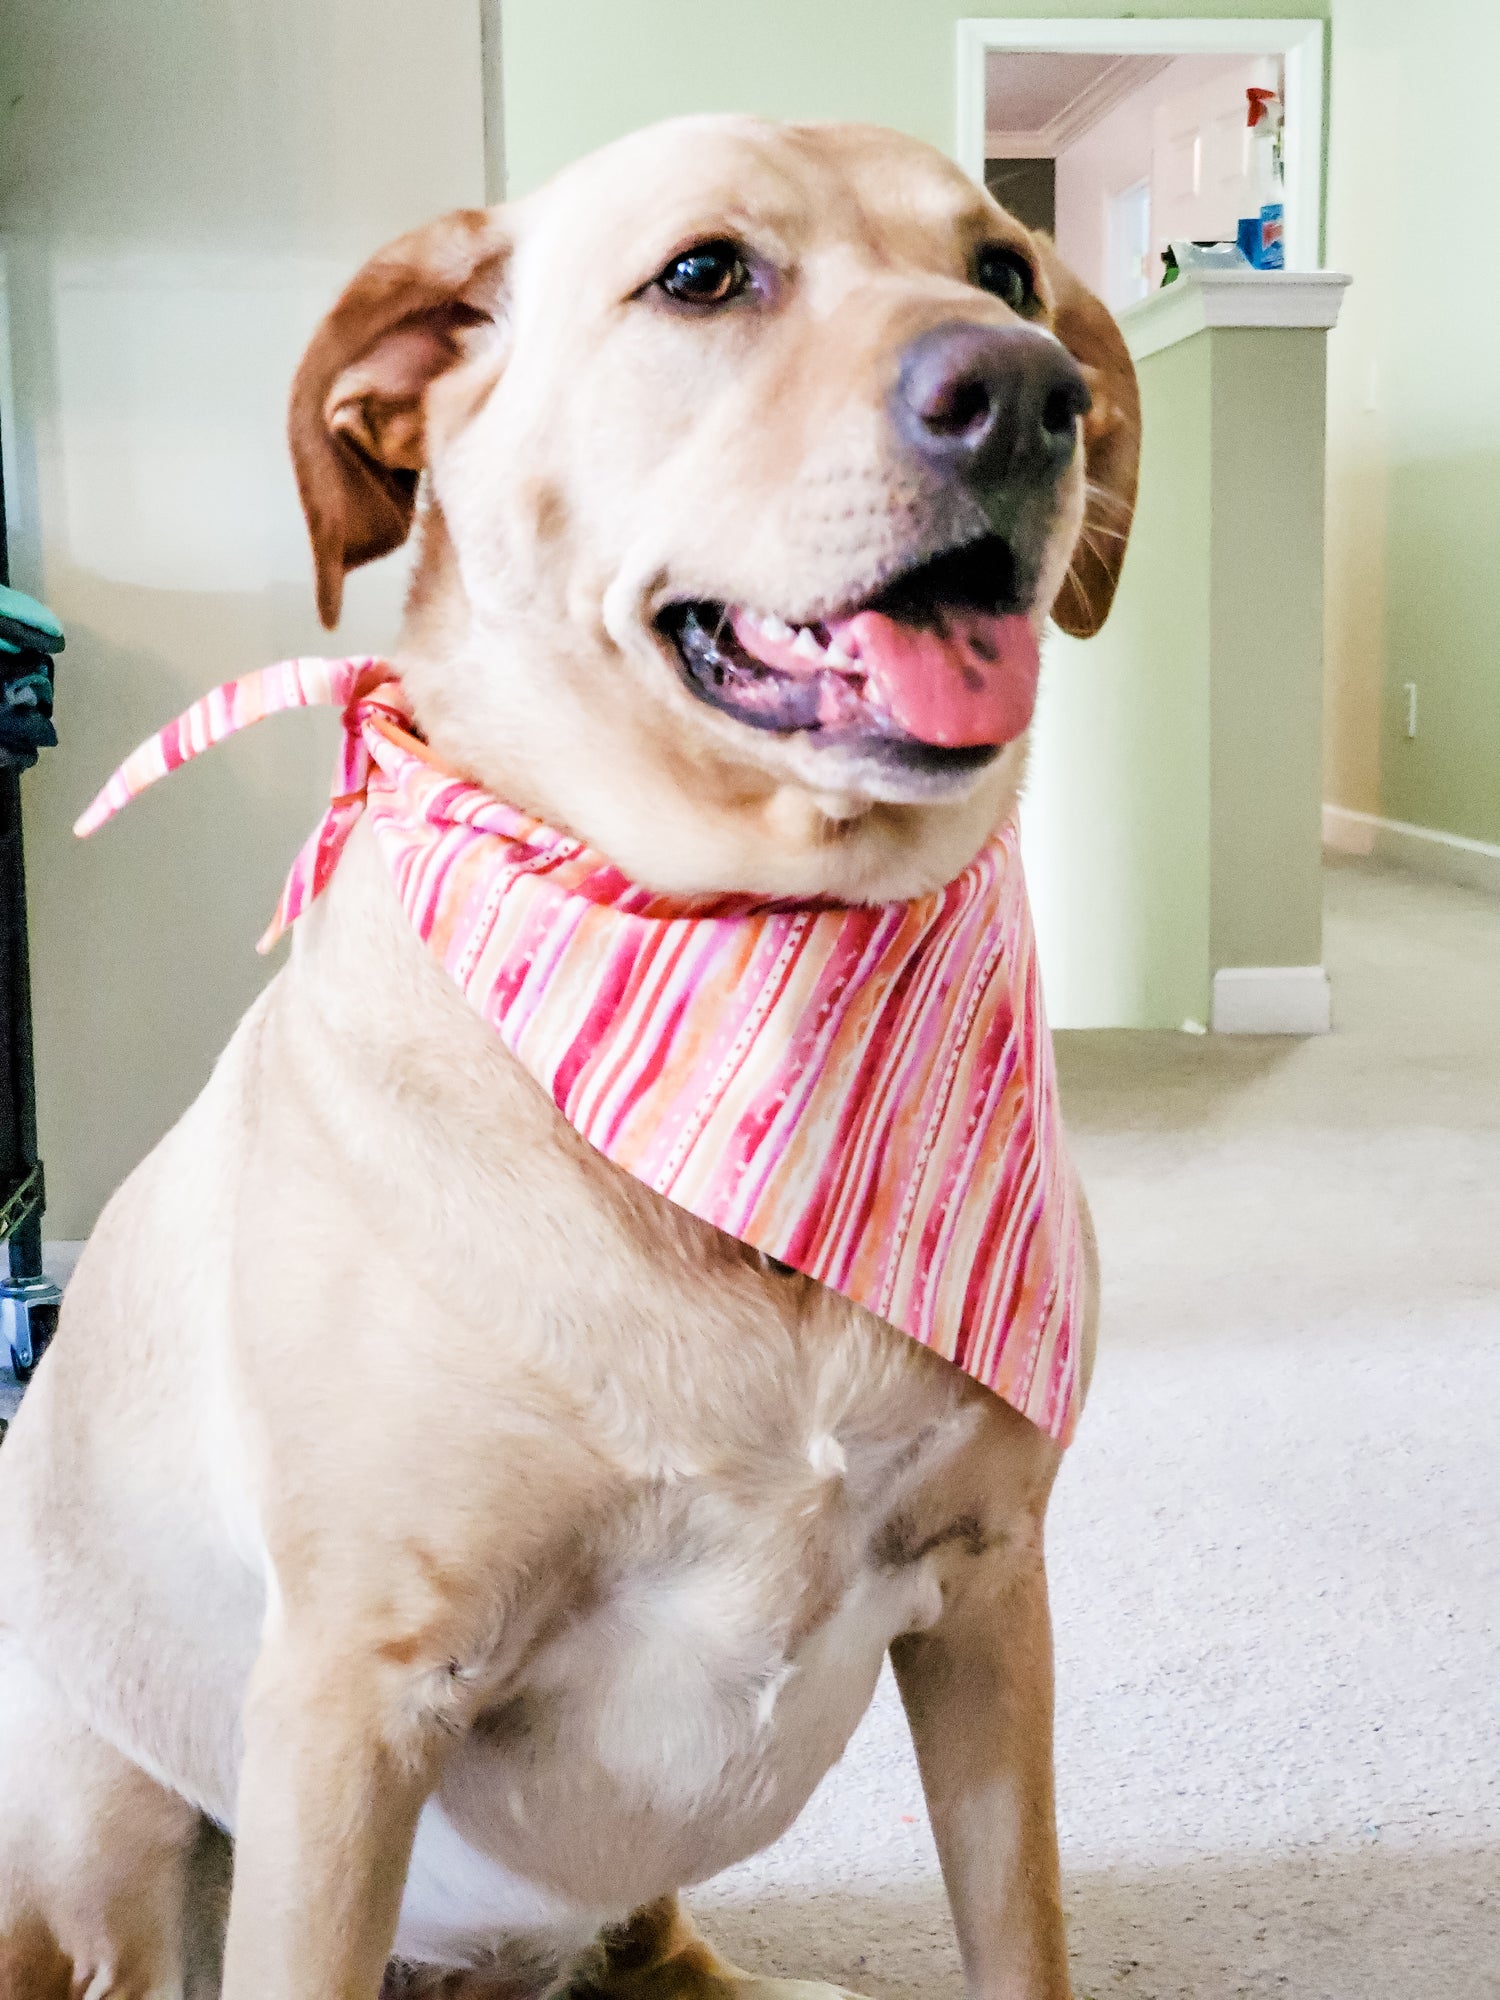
xmin=0 ymin=424 xmax=64 ymax=1386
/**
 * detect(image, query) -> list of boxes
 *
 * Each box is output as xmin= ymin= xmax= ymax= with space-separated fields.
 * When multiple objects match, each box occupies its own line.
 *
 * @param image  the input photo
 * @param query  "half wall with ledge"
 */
xmin=1022 ymin=267 xmax=1351 ymax=1033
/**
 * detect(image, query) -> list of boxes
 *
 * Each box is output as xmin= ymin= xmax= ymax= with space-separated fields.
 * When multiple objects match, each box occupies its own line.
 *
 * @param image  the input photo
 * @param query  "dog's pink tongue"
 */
xmin=829 ymin=610 xmax=1040 ymax=748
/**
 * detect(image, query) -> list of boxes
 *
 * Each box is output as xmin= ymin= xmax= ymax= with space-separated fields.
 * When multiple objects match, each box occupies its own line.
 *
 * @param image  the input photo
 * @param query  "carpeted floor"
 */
xmin=4 ymin=858 xmax=1496 ymax=1996
xmin=689 ymin=856 xmax=1500 ymax=2000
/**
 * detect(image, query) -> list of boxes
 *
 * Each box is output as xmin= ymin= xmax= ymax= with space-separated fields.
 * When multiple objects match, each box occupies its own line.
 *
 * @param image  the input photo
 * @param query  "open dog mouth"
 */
xmin=656 ymin=536 xmax=1041 ymax=769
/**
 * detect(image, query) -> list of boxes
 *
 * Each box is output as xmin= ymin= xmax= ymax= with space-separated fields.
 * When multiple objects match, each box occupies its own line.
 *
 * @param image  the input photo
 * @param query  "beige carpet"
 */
xmin=691 ymin=856 xmax=1500 ymax=1999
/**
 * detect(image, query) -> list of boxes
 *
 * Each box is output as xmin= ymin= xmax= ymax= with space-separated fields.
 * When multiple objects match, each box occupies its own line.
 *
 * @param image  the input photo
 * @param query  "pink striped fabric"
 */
xmin=77 ymin=657 xmax=1084 ymax=1442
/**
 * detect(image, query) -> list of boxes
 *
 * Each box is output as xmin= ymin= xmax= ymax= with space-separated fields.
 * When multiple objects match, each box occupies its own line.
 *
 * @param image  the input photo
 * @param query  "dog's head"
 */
xmin=290 ymin=116 xmax=1138 ymax=902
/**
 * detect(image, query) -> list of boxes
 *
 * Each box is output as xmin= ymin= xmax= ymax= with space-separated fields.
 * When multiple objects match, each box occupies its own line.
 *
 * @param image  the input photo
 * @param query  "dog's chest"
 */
xmin=299 ymin=876 xmax=1001 ymax=1961
xmin=396 ymin=1340 xmax=979 ymax=1962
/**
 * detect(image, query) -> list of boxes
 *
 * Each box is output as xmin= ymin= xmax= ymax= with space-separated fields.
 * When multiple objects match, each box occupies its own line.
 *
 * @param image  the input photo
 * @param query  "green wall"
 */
xmin=1323 ymin=0 xmax=1500 ymax=847
xmin=502 ymin=1 xmax=1328 ymax=196
xmin=1023 ymin=330 xmax=1212 ymax=1028
xmin=1209 ymin=328 xmax=1327 ymax=973
xmin=1026 ymin=319 xmax=1333 ymax=1028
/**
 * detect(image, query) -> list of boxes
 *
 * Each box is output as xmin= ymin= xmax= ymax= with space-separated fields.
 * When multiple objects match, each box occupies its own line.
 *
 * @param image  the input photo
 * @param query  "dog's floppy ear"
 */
xmin=1034 ymin=237 xmax=1141 ymax=638
xmin=288 ymin=207 xmax=511 ymax=627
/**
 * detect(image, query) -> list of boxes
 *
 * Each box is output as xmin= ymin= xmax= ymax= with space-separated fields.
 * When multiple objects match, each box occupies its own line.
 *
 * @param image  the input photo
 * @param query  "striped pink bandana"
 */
xmin=77 ymin=656 xmax=1084 ymax=1441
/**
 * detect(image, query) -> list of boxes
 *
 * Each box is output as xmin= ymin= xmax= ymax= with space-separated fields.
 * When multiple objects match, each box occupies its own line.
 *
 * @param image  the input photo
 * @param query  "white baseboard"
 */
xmin=1321 ymin=803 xmax=1377 ymax=856
xmin=1323 ymin=804 xmax=1500 ymax=895
xmin=1212 ymin=965 xmax=1331 ymax=1035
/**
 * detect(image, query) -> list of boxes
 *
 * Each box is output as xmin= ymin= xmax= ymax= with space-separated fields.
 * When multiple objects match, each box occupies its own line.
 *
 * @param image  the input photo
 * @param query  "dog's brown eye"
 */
xmin=657 ymin=240 xmax=750 ymax=306
xmin=974 ymin=245 xmax=1034 ymax=313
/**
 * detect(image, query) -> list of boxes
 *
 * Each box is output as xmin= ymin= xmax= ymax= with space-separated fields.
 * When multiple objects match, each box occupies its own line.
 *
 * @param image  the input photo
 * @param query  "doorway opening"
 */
xmin=957 ymin=18 xmax=1325 ymax=307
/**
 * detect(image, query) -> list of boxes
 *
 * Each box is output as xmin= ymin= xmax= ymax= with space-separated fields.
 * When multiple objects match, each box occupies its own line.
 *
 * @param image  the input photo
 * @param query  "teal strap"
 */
xmin=0 ymin=582 xmax=65 ymax=655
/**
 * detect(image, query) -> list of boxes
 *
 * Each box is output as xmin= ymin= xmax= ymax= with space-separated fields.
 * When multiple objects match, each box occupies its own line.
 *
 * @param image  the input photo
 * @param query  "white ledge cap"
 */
xmin=1119 ymin=271 xmax=1352 ymax=362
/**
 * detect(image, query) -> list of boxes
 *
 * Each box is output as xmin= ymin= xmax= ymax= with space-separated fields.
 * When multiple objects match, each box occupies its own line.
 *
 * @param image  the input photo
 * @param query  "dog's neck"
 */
xmin=391 ymin=505 xmax=1026 ymax=909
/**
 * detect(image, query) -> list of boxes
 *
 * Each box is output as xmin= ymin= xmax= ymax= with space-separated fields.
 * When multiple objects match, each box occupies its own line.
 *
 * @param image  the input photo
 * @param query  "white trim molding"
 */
xmin=1212 ymin=966 xmax=1331 ymax=1036
xmin=956 ymin=17 xmax=1326 ymax=271
xmin=1118 ymin=269 xmax=1350 ymax=362
xmin=984 ymin=53 xmax=1172 ymax=161
xmin=1323 ymin=805 xmax=1500 ymax=896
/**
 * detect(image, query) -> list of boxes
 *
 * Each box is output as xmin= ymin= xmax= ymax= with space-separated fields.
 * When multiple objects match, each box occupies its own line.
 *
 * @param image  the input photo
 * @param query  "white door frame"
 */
xmin=956 ymin=17 xmax=1326 ymax=271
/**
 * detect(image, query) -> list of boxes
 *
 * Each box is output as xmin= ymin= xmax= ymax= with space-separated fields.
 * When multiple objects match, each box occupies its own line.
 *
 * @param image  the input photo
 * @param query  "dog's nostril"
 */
xmin=1041 ymin=384 xmax=1084 ymax=439
xmin=919 ymin=374 xmax=994 ymax=439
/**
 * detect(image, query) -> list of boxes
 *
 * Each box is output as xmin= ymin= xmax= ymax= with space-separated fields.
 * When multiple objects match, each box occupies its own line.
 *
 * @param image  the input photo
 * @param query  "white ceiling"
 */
xmin=985 ymin=51 xmax=1173 ymax=156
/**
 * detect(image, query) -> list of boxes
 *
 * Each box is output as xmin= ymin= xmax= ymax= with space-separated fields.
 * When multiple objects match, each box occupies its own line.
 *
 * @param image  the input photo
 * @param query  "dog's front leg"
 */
xmin=890 ymin=1539 xmax=1072 ymax=2000
xmin=220 ymin=1635 xmax=437 ymax=2000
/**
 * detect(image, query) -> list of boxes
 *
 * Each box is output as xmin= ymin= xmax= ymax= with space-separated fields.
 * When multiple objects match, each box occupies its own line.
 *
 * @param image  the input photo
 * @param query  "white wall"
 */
xmin=0 ymin=0 xmax=486 ymax=1236
xmin=1054 ymin=54 xmax=1260 ymax=305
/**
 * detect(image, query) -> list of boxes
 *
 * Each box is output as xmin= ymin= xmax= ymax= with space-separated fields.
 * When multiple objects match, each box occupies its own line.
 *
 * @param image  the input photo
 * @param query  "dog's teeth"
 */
xmin=791 ymin=627 xmax=824 ymax=662
xmin=761 ymin=613 xmax=793 ymax=643
xmin=824 ymin=641 xmax=855 ymax=667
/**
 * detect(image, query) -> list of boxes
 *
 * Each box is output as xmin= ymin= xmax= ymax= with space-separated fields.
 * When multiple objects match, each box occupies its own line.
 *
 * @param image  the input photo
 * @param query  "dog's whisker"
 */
xmin=1062 ymin=556 xmax=1101 ymax=628
xmin=1077 ymin=527 xmax=1118 ymax=580
xmin=1084 ymin=481 xmax=1133 ymax=519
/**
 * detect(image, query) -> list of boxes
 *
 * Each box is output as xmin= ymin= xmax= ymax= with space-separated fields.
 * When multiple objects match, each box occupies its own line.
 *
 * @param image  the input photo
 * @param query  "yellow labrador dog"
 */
xmin=0 ymin=117 xmax=1136 ymax=2000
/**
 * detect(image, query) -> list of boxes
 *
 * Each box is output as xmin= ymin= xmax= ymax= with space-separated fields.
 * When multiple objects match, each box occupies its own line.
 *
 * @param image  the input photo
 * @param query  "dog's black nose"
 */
xmin=891 ymin=321 xmax=1091 ymax=493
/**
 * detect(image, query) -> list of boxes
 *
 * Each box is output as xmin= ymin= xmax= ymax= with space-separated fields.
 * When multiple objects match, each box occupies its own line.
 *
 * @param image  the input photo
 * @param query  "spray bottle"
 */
xmin=1244 ymin=84 xmax=1285 ymax=269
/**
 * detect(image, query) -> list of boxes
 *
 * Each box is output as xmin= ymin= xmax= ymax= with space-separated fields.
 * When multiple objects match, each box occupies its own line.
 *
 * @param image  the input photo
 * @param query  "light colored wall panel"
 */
xmin=1 ymin=0 xmax=485 ymax=1236
xmin=1033 ymin=306 xmax=1337 ymax=1028
xmin=1209 ymin=327 xmax=1327 ymax=972
xmin=1023 ymin=334 xmax=1212 ymax=1028
xmin=1323 ymin=0 xmax=1500 ymax=849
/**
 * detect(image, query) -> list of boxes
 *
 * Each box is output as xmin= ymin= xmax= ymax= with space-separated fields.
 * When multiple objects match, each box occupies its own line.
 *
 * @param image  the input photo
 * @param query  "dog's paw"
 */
xmin=726 ymin=1979 xmax=873 ymax=2000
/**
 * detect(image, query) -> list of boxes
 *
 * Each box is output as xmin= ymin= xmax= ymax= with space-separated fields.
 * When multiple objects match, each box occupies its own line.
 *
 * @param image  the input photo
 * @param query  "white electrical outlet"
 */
xmin=1403 ymin=681 xmax=1418 ymax=739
